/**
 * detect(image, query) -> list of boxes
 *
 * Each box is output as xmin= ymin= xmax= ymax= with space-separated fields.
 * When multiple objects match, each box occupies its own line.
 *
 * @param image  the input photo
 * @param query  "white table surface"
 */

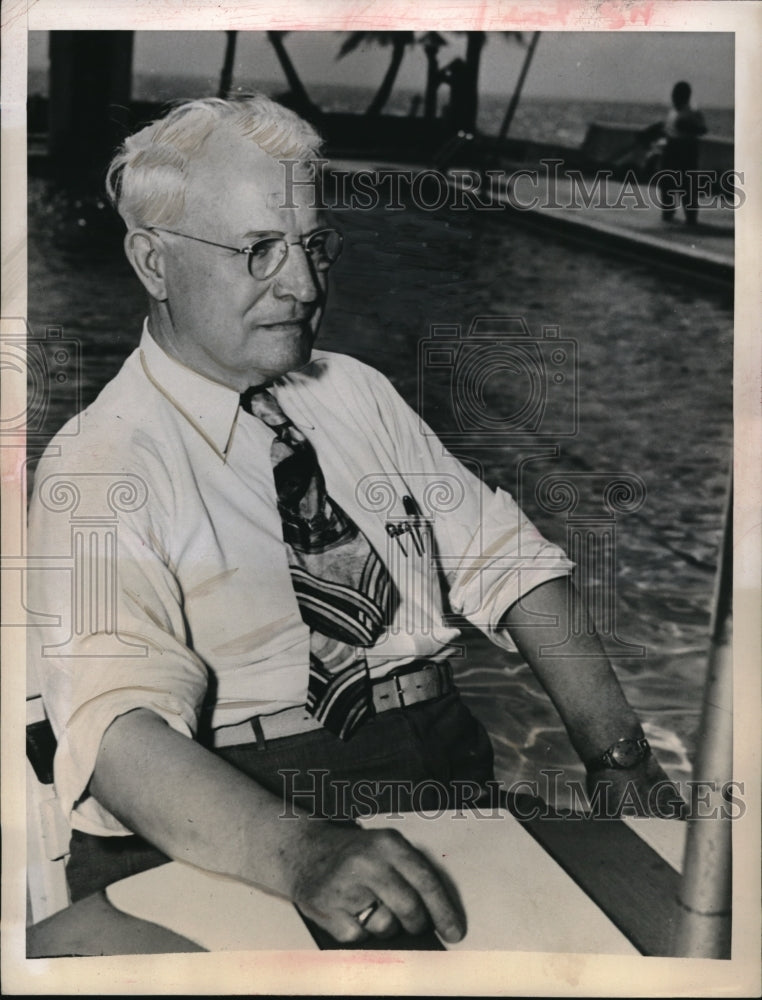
xmin=106 ymin=809 xmax=641 ymax=954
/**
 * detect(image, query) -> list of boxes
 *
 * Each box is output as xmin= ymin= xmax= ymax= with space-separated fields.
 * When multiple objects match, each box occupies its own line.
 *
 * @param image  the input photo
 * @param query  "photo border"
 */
xmin=2 ymin=1 xmax=760 ymax=995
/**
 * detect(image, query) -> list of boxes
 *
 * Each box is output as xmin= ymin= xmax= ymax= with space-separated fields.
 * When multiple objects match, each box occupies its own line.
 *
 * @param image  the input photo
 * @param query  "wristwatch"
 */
xmin=584 ymin=736 xmax=652 ymax=773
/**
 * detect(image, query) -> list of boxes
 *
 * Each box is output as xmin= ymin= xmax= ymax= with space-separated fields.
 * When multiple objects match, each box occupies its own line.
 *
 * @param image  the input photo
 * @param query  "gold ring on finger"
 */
xmin=355 ymin=900 xmax=380 ymax=927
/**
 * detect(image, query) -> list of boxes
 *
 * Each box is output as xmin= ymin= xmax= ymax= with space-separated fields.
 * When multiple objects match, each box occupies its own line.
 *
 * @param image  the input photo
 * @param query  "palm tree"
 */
xmin=497 ymin=32 xmax=542 ymax=142
xmin=420 ymin=31 xmax=448 ymax=120
xmin=218 ymin=31 xmax=237 ymax=99
xmin=337 ymin=32 xmax=416 ymax=116
xmin=446 ymin=31 xmax=526 ymax=133
xmin=267 ymin=31 xmax=320 ymax=118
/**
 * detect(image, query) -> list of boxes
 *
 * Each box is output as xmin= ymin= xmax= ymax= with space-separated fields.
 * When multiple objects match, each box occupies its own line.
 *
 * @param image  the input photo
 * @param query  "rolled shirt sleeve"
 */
xmin=445 ymin=483 xmax=576 ymax=651
xmin=27 ymin=438 xmax=209 ymax=836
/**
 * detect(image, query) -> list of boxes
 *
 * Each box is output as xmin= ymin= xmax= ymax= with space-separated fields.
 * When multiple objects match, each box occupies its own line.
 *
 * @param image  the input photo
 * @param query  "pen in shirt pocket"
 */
xmin=402 ymin=494 xmax=426 ymax=556
xmin=385 ymin=494 xmax=429 ymax=558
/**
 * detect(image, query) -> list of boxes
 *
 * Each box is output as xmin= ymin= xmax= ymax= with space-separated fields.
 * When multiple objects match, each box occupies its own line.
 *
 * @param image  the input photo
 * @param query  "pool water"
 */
xmin=322 ymin=198 xmax=732 ymax=799
xmin=26 ymin=177 xmax=733 ymax=804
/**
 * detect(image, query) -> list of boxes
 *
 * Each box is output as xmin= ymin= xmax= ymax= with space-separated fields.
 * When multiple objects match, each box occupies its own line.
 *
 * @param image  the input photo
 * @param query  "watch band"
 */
xmin=584 ymin=736 xmax=651 ymax=773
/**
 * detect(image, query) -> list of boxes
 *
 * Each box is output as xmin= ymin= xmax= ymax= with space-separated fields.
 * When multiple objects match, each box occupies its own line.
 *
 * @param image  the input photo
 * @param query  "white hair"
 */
xmin=106 ymin=94 xmax=324 ymax=229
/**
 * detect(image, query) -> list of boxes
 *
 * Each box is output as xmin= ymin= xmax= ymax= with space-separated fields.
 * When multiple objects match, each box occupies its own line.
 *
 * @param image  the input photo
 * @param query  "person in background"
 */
xmin=657 ymin=80 xmax=708 ymax=225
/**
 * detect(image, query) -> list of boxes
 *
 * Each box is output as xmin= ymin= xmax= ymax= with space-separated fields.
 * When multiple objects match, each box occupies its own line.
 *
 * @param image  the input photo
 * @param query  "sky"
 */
xmin=27 ymin=30 xmax=734 ymax=108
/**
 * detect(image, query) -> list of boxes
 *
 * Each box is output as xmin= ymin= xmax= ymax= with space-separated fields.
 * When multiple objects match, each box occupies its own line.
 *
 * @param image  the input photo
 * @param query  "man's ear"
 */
xmin=124 ymin=229 xmax=168 ymax=301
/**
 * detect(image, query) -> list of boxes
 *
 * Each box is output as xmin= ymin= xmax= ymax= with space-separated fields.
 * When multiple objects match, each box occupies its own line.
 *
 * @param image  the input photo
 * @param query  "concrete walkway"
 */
xmin=330 ymin=158 xmax=735 ymax=285
xmin=494 ymin=171 xmax=734 ymax=282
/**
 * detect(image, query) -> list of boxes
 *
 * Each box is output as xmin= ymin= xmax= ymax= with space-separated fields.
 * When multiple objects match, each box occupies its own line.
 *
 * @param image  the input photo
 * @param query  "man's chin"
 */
xmin=255 ymin=340 xmax=316 ymax=382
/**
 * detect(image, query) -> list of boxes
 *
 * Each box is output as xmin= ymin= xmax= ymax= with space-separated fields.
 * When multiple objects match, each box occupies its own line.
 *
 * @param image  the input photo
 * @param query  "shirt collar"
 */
xmin=138 ymin=320 xmax=242 ymax=460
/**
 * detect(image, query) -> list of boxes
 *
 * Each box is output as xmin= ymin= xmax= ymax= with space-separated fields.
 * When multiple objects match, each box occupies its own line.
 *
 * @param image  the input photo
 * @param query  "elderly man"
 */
xmin=29 ymin=94 xmax=675 ymax=946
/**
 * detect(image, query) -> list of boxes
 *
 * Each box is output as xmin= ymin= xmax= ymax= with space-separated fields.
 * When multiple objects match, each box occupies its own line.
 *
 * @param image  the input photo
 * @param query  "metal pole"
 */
xmin=674 ymin=472 xmax=733 ymax=958
xmin=497 ymin=32 xmax=541 ymax=145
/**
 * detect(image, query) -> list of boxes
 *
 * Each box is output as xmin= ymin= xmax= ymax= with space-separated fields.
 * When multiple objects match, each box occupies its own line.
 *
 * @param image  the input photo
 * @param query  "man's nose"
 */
xmin=272 ymin=243 xmax=321 ymax=303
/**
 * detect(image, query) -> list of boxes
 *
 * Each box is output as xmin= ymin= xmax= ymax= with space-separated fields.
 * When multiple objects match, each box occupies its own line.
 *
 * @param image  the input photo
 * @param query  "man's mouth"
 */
xmin=259 ymin=320 xmax=310 ymax=333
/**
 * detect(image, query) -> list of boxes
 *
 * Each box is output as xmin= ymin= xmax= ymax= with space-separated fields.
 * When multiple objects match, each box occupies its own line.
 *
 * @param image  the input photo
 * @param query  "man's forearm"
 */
xmin=89 ymin=708 xmax=466 ymax=943
xmin=90 ymin=708 xmax=314 ymax=897
xmin=498 ymin=577 xmax=643 ymax=761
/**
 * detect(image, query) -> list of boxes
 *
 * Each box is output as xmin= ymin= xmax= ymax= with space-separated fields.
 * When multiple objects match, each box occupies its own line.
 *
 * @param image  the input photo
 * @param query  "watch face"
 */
xmin=610 ymin=739 xmax=645 ymax=767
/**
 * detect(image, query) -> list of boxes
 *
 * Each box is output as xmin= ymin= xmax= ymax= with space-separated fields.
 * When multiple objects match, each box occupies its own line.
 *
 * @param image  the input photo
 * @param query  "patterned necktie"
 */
xmin=240 ymin=386 xmax=398 ymax=739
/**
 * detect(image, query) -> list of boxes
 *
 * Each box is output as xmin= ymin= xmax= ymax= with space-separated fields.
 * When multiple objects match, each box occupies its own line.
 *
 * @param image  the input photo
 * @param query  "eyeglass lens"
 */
xmin=247 ymin=229 xmax=342 ymax=279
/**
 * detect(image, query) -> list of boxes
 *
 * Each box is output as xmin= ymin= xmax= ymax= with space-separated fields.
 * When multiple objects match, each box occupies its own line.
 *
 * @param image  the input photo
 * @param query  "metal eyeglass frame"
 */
xmin=147 ymin=226 xmax=343 ymax=280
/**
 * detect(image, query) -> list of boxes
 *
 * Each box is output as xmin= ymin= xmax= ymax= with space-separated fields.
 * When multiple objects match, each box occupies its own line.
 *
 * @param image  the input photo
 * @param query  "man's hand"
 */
xmin=585 ymin=755 xmax=686 ymax=819
xmin=289 ymin=822 xmax=465 ymax=944
xmin=92 ymin=710 xmax=465 ymax=946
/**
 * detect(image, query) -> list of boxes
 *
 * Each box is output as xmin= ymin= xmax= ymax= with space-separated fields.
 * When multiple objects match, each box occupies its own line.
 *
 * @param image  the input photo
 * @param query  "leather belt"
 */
xmin=212 ymin=660 xmax=454 ymax=749
xmin=371 ymin=659 xmax=453 ymax=713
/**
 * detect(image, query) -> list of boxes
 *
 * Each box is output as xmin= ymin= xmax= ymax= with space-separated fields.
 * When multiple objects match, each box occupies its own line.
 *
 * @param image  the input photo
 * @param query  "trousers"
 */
xmin=659 ymin=138 xmax=701 ymax=223
xmin=66 ymin=690 xmax=495 ymax=902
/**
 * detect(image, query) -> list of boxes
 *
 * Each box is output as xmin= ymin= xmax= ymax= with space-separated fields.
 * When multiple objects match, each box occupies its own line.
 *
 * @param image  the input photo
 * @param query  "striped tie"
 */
xmin=240 ymin=387 xmax=398 ymax=739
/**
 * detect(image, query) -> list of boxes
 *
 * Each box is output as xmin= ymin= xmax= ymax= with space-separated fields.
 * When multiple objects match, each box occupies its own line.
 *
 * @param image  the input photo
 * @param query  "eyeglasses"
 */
xmin=148 ymin=226 xmax=343 ymax=280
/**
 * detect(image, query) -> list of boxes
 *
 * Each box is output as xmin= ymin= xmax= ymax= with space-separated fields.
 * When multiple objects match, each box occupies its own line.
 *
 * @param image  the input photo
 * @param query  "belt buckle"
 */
xmin=393 ymin=672 xmax=408 ymax=709
xmin=393 ymin=661 xmax=442 ymax=708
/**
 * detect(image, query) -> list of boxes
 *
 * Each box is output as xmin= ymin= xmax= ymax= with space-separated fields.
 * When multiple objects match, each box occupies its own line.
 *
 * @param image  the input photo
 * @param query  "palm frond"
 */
xmin=337 ymin=30 xmax=415 ymax=60
xmin=337 ymin=32 xmax=368 ymax=60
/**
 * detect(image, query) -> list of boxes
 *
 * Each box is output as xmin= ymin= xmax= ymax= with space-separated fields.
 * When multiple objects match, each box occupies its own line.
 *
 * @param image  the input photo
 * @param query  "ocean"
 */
xmin=27 ymin=68 xmax=734 ymax=148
